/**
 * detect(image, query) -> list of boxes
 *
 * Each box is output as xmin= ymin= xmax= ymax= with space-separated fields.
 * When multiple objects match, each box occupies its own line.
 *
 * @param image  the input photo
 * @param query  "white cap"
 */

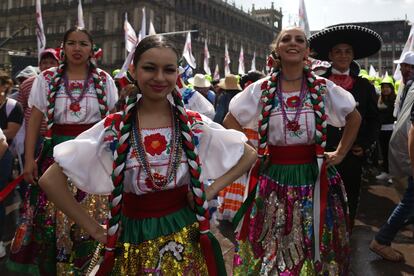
xmin=394 ymin=51 xmax=414 ymax=65
xmin=189 ymin=74 xmax=211 ymax=88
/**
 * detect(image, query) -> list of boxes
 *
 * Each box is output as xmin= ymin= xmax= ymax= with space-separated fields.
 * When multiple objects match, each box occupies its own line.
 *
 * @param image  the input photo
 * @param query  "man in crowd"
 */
xmin=370 ymin=51 xmax=414 ymax=262
xmin=309 ymin=25 xmax=381 ymax=228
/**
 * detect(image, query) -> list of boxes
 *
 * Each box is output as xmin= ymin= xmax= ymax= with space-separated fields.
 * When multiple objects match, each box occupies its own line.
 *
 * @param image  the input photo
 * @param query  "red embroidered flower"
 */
xmin=69 ymin=102 xmax=81 ymax=112
xmin=144 ymin=177 xmax=154 ymax=190
xmin=144 ymin=133 xmax=167 ymax=156
xmin=286 ymin=96 xmax=301 ymax=108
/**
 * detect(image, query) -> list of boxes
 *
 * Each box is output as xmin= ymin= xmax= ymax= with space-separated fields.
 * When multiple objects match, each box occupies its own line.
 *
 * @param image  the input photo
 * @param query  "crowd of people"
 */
xmin=0 ymin=22 xmax=413 ymax=275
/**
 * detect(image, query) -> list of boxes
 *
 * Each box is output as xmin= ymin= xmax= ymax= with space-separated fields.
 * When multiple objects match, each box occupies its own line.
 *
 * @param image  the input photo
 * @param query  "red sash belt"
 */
xmin=268 ymin=144 xmax=316 ymax=165
xmin=122 ymin=185 xmax=189 ymax=219
xmin=52 ymin=123 xmax=96 ymax=136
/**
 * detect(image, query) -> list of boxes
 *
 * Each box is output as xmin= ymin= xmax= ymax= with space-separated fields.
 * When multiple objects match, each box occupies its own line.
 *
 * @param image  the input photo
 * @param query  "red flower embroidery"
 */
xmin=144 ymin=177 xmax=154 ymax=190
xmin=69 ymin=102 xmax=81 ymax=112
xmin=286 ymin=96 xmax=301 ymax=108
xmin=144 ymin=133 xmax=167 ymax=156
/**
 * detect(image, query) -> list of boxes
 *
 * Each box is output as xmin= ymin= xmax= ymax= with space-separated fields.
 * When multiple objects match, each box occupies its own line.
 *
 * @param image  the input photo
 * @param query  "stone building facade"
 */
xmin=0 ymin=0 xmax=282 ymax=76
xmin=354 ymin=20 xmax=412 ymax=75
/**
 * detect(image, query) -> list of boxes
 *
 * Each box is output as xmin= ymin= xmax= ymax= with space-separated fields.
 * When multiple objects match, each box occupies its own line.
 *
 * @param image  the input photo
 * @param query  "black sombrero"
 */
xmin=309 ymin=24 xmax=382 ymax=60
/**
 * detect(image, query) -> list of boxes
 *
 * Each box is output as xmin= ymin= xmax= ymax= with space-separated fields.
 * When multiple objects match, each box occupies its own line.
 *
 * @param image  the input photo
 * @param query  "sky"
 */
xmin=235 ymin=0 xmax=414 ymax=31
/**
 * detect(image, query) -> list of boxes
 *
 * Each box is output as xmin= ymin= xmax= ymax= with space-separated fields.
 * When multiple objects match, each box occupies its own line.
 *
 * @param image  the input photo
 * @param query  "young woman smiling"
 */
xmin=38 ymin=35 xmax=256 ymax=275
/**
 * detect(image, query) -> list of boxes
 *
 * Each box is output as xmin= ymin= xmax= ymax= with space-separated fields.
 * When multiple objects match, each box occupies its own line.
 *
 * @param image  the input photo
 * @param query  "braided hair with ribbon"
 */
xmin=97 ymin=34 xmax=225 ymax=275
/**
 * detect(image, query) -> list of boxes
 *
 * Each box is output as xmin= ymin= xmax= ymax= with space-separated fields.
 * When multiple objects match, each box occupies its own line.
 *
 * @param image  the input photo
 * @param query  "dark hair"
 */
xmin=240 ymin=70 xmax=266 ymax=89
xmin=63 ymin=26 xmax=94 ymax=45
xmin=380 ymin=82 xmax=396 ymax=104
xmin=133 ymin=35 xmax=180 ymax=66
xmin=0 ymin=70 xmax=12 ymax=88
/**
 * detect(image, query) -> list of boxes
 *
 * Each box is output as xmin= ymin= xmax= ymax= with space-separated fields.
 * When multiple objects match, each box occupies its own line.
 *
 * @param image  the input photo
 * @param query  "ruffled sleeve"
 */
xmin=228 ymin=77 xmax=267 ymax=127
xmin=324 ymin=78 xmax=356 ymax=127
xmin=192 ymin=114 xmax=248 ymax=181
xmin=53 ymin=119 xmax=115 ymax=195
xmin=28 ymin=73 xmax=48 ymax=113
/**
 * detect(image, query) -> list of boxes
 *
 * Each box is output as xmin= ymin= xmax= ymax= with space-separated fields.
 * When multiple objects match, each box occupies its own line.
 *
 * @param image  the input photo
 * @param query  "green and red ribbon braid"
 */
xmin=40 ymin=61 xmax=66 ymax=165
xmin=96 ymin=95 xmax=136 ymax=276
xmin=89 ymin=62 xmax=109 ymax=118
xmin=171 ymin=90 xmax=226 ymax=276
xmin=235 ymin=71 xmax=278 ymax=240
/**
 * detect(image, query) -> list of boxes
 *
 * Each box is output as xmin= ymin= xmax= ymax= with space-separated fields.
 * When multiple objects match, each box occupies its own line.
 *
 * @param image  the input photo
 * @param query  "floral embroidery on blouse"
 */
xmin=286 ymin=95 xmax=301 ymax=108
xmin=144 ymin=133 xmax=168 ymax=156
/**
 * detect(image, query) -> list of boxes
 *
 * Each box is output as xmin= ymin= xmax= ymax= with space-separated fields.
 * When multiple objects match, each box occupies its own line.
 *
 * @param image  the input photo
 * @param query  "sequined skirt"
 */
xmin=233 ymin=162 xmax=350 ymax=276
xmin=109 ymin=222 xmax=208 ymax=275
xmin=8 ymin=131 xmax=108 ymax=275
xmin=7 ymin=168 xmax=108 ymax=275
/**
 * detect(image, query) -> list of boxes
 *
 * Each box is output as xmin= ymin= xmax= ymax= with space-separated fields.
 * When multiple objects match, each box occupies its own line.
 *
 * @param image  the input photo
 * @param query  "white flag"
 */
xmin=394 ymin=24 xmax=414 ymax=81
xmin=369 ymin=64 xmax=378 ymax=77
xmin=149 ymin=19 xmax=156 ymax=35
xmin=138 ymin=7 xmax=146 ymax=42
xmin=116 ymin=47 xmax=135 ymax=79
xmin=203 ymin=39 xmax=211 ymax=75
xmin=224 ymin=42 xmax=231 ymax=76
xmin=35 ymin=0 xmax=46 ymax=62
xmin=238 ymin=46 xmax=245 ymax=75
xmin=251 ymin=51 xmax=256 ymax=72
xmin=299 ymin=0 xmax=310 ymax=38
xmin=183 ymin=32 xmax=196 ymax=68
xmin=77 ymin=0 xmax=85 ymax=29
xmin=124 ymin=13 xmax=137 ymax=53
xmin=214 ymin=64 xmax=220 ymax=81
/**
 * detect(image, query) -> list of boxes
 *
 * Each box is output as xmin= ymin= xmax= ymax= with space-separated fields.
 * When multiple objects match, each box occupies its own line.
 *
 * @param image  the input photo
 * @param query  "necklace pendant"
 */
xmin=69 ymin=102 xmax=81 ymax=112
xmin=287 ymin=121 xmax=300 ymax=132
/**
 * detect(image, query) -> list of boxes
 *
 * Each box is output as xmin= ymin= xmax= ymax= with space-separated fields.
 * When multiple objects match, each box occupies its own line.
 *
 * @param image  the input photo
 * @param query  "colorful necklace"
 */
xmin=276 ymin=73 xmax=308 ymax=132
xmin=131 ymin=107 xmax=182 ymax=190
xmin=63 ymin=72 xmax=91 ymax=112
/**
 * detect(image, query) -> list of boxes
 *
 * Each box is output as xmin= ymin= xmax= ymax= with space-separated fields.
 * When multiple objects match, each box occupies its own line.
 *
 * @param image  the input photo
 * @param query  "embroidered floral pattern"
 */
xmin=144 ymin=133 xmax=168 ymax=156
xmin=286 ymin=95 xmax=301 ymax=108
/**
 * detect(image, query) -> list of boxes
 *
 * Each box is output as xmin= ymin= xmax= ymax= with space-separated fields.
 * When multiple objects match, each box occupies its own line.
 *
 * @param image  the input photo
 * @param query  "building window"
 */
xmin=387 ymin=44 xmax=392 ymax=52
xmin=397 ymin=31 xmax=403 ymax=40
xmin=382 ymin=31 xmax=390 ymax=40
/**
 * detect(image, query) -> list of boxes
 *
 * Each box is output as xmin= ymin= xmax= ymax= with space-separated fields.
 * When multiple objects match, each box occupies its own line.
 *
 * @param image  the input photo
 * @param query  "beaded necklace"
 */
xmin=131 ymin=107 xmax=182 ymax=190
xmin=63 ymin=72 xmax=92 ymax=112
xmin=276 ymin=73 xmax=307 ymax=132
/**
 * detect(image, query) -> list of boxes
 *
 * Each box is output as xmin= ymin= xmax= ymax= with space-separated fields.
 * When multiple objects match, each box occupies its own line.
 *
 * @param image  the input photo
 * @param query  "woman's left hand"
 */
xmin=324 ymin=151 xmax=346 ymax=167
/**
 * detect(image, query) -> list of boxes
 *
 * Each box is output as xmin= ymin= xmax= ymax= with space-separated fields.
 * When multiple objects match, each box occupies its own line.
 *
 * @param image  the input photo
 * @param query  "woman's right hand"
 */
xmin=24 ymin=158 xmax=38 ymax=184
xmin=92 ymin=225 xmax=107 ymax=244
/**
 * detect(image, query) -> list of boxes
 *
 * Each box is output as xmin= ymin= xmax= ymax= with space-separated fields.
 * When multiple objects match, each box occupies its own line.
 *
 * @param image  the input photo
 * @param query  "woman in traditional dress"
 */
xmin=7 ymin=27 xmax=118 ymax=275
xmin=227 ymin=27 xmax=361 ymax=275
xmin=38 ymin=35 xmax=257 ymax=275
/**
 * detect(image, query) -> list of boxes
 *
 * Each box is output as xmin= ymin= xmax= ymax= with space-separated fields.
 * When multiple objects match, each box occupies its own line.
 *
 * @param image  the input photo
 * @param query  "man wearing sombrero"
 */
xmin=309 ymin=24 xmax=381 ymax=229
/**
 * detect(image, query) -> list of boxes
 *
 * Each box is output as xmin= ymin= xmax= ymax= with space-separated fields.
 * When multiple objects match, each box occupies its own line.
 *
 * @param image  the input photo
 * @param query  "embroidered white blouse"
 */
xmin=229 ymin=77 xmax=356 ymax=146
xmin=29 ymin=67 xmax=118 ymax=124
xmin=53 ymin=112 xmax=247 ymax=195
